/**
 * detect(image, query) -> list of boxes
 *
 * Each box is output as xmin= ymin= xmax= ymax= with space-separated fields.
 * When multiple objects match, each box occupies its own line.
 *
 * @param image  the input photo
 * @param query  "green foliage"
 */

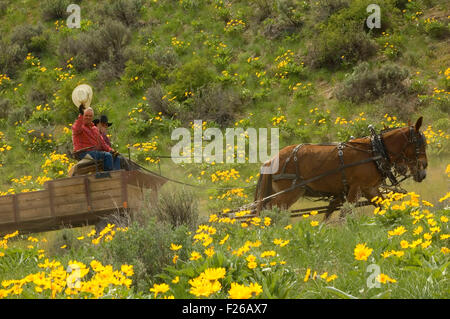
xmin=337 ymin=62 xmax=410 ymax=103
xmin=150 ymin=187 xmax=199 ymax=230
xmin=58 ymin=19 xmax=131 ymax=73
xmin=167 ymin=57 xmax=216 ymax=100
xmin=0 ymin=39 xmax=26 ymax=77
xmin=121 ymin=59 xmax=167 ymax=96
xmin=106 ymin=0 xmax=144 ymax=27
xmin=11 ymin=23 xmax=49 ymax=55
xmin=41 ymin=0 xmax=70 ymax=21
xmin=187 ymin=84 xmax=242 ymax=127
xmin=103 ymin=219 xmax=191 ymax=291
xmin=422 ymin=19 xmax=449 ymax=39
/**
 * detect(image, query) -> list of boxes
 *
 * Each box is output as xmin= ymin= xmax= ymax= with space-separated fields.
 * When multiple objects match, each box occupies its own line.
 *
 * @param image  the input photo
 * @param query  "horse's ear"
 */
xmin=415 ymin=117 xmax=423 ymax=132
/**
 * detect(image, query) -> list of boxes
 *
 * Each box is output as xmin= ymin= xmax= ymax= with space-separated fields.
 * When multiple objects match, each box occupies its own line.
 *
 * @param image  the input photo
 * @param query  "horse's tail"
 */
xmin=254 ymin=171 xmax=272 ymax=215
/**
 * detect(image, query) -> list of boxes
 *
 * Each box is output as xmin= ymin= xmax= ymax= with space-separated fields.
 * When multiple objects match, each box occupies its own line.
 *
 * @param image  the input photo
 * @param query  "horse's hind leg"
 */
xmin=265 ymin=187 xmax=305 ymax=212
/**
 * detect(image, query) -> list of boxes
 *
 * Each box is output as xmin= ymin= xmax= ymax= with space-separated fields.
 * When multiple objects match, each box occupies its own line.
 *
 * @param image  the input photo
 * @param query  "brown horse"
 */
xmin=254 ymin=117 xmax=428 ymax=219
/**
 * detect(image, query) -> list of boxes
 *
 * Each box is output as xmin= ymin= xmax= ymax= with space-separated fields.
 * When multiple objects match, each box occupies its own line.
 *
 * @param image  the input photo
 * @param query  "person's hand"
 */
xmin=110 ymin=149 xmax=119 ymax=157
xmin=79 ymin=104 xmax=85 ymax=115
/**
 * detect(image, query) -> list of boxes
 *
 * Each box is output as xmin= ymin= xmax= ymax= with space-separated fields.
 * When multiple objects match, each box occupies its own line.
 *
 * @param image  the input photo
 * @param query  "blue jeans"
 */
xmin=78 ymin=151 xmax=121 ymax=171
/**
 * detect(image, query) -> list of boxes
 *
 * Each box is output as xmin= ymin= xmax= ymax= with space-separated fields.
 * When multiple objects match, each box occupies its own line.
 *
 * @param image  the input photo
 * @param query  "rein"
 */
xmin=260 ymin=154 xmax=383 ymax=205
xmin=262 ymin=124 xmax=426 ymax=206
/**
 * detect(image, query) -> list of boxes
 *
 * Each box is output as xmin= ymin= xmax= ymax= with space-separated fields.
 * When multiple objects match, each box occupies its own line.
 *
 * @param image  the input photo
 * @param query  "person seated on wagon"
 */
xmin=93 ymin=114 xmax=113 ymax=147
xmin=71 ymin=84 xmax=121 ymax=171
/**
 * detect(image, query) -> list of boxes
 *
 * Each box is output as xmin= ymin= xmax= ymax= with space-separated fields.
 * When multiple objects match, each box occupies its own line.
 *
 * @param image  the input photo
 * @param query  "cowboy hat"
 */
xmin=93 ymin=114 xmax=113 ymax=127
xmin=72 ymin=84 xmax=93 ymax=108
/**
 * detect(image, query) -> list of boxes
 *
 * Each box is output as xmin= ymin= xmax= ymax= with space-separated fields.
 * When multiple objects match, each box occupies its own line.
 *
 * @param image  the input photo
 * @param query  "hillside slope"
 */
xmin=0 ymin=0 xmax=448 ymax=209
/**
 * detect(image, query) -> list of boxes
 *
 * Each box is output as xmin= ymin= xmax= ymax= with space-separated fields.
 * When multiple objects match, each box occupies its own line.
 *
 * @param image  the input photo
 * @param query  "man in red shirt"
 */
xmin=72 ymin=106 xmax=121 ymax=171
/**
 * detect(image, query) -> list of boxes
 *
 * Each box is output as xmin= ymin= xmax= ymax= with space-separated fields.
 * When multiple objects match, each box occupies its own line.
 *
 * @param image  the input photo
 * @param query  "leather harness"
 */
xmin=269 ymin=126 xmax=423 ymax=201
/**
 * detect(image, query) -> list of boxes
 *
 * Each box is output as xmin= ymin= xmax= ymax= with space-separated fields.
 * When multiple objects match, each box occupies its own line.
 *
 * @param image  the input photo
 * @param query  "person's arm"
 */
xmin=72 ymin=114 xmax=85 ymax=135
xmin=95 ymin=127 xmax=113 ymax=152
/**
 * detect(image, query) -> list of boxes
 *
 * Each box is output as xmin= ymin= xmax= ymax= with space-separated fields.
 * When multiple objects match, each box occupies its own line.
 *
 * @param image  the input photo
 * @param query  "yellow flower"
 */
xmin=247 ymin=261 xmax=258 ymax=269
xmin=400 ymin=240 xmax=409 ymax=249
xmin=260 ymin=250 xmax=276 ymax=258
xmin=172 ymin=255 xmax=178 ymax=264
xmin=228 ymin=282 xmax=261 ymax=299
xmin=310 ymin=221 xmax=319 ymax=227
xmin=326 ymin=274 xmax=338 ymax=282
xmin=170 ymin=243 xmax=182 ymax=251
xmin=219 ymin=234 xmax=229 ymax=245
xmin=189 ymin=251 xmax=202 ymax=261
xmin=377 ymin=273 xmax=397 ymax=284
xmin=121 ymin=264 xmax=134 ymax=277
xmin=202 ymin=268 xmax=226 ymax=281
xmin=413 ymin=226 xmax=423 ymax=236
xmin=172 ymin=276 xmax=179 ymax=284
xmin=354 ymin=243 xmax=373 ymax=261
xmin=421 ymin=240 xmax=432 ymax=249
xmin=304 ymin=268 xmax=311 ymax=282
xmin=204 ymin=247 xmax=215 ymax=257
xmin=189 ymin=274 xmax=222 ymax=298
xmin=441 ymin=247 xmax=449 ymax=254
xmin=150 ymin=283 xmax=170 ymax=298
xmin=388 ymin=226 xmax=407 ymax=237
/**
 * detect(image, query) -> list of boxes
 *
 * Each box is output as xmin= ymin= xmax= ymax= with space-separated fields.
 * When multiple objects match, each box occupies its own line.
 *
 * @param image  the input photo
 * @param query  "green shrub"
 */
xmin=103 ymin=218 xmax=192 ymax=290
xmin=148 ymin=46 xmax=179 ymax=70
xmin=306 ymin=25 xmax=376 ymax=69
xmin=167 ymin=57 xmax=216 ymax=100
xmin=0 ymin=98 xmax=11 ymax=119
xmin=11 ymin=23 xmax=48 ymax=55
xmin=336 ymin=62 xmax=410 ymax=103
xmin=58 ymin=19 xmax=131 ymax=72
xmin=151 ymin=187 xmax=199 ymax=230
xmin=121 ymin=58 xmax=167 ymax=96
xmin=311 ymin=0 xmax=349 ymax=22
xmin=423 ymin=19 xmax=449 ymax=39
xmin=146 ymin=84 xmax=180 ymax=118
xmin=187 ymin=84 xmax=242 ymax=127
xmin=0 ymin=39 xmax=26 ymax=77
xmin=106 ymin=0 xmax=144 ymax=27
xmin=0 ymin=1 xmax=8 ymax=17
xmin=95 ymin=61 xmax=122 ymax=89
xmin=250 ymin=0 xmax=275 ymax=23
xmin=41 ymin=0 xmax=70 ymax=21
xmin=28 ymin=77 xmax=54 ymax=105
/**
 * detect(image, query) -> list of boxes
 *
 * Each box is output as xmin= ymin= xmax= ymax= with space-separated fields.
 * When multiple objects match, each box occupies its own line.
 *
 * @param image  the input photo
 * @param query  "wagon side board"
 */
xmin=0 ymin=169 xmax=166 ymax=236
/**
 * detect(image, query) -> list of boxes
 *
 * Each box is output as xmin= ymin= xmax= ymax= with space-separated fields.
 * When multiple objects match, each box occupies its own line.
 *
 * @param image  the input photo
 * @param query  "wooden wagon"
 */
xmin=0 ymin=169 xmax=166 ymax=236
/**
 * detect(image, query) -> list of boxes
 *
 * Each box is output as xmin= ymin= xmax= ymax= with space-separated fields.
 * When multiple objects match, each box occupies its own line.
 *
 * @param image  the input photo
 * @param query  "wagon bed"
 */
xmin=0 ymin=170 xmax=166 ymax=236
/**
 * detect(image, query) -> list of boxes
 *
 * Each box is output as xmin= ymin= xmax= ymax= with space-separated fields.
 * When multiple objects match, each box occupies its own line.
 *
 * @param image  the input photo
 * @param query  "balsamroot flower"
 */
xmin=354 ymin=243 xmax=373 ymax=261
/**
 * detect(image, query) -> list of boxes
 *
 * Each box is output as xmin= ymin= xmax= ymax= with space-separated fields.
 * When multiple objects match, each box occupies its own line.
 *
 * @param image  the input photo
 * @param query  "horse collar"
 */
xmin=369 ymin=127 xmax=399 ymax=186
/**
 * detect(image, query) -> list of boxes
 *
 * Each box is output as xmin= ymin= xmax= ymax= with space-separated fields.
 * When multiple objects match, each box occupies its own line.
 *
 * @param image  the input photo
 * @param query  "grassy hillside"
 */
xmin=0 ymin=0 xmax=449 ymax=299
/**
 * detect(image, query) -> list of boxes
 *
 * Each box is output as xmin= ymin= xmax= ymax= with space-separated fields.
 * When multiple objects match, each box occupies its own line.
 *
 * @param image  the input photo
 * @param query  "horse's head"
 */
xmin=390 ymin=117 xmax=428 ymax=182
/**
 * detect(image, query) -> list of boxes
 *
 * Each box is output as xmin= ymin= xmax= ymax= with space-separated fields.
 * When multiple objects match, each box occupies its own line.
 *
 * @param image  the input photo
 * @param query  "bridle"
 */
xmin=369 ymin=125 xmax=427 ymax=187
xmin=389 ymin=126 xmax=427 ymax=170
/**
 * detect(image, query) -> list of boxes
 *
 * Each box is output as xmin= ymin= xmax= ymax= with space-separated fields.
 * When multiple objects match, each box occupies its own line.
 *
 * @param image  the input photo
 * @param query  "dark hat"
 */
xmin=94 ymin=115 xmax=112 ymax=127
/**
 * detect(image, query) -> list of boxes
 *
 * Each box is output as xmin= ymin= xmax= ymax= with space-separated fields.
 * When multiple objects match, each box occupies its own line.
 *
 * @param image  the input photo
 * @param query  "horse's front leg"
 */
xmin=362 ymin=187 xmax=385 ymax=209
xmin=339 ymin=185 xmax=362 ymax=219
